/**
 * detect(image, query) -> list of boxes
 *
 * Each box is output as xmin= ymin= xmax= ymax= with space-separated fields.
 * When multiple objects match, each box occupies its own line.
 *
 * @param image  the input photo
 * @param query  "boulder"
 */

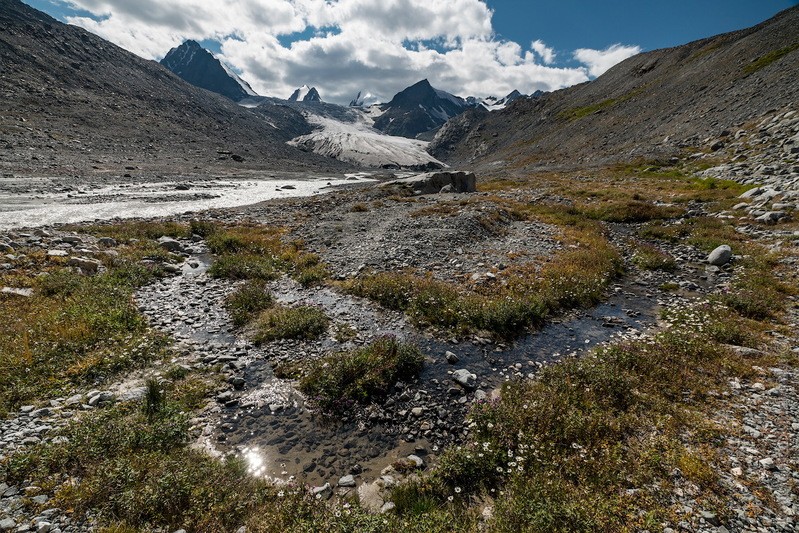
xmin=338 ymin=475 xmax=356 ymax=487
xmin=706 ymin=245 xmax=732 ymax=266
xmin=452 ymin=369 xmax=477 ymax=390
xmin=98 ymin=237 xmax=117 ymax=247
xmin=755 ymin=211 xmax=786 ymax=224
xmin=406 ymin=454 xmax=425 ymax=468
xmin=445 ymin=351 xmax=459 ymax=364
xmin=311 ymin=483 xmax=333 ymax=500
xmin=382 ymin=171 xmax=477 ymax=195
xmin=739 ymin=187 xmax=763 ymax=199
xmin=157 ymin=236 xmax=185 ymax=253
xmin=1 ymin=287 xmax=33 ymax=297
xmin=68 ymin=257 xmax=102 ymax=273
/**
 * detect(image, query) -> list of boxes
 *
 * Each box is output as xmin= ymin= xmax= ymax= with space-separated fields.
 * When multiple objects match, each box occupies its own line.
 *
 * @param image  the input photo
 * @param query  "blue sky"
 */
xmin=22 ymin=0 xmax=798 ymax=103
xmin=490 ymin=1 xmax=797 ymax=53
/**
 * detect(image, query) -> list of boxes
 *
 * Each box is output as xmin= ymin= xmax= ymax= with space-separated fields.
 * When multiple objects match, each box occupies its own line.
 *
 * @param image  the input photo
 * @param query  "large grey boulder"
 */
xmin=452 ymin=369 xmax=477 ymax=390
xmin=1 ymin=287 xmax=33 ymax=297
xmin=707 ymin=245 xmax=732 ymax=266
xmin=382 ymin=171 xmax=476 ymax=195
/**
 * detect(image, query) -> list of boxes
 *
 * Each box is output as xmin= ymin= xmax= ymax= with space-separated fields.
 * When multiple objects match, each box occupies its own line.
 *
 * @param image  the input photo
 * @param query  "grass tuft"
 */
xmin=631 ymin=242 xmax=677 ymax=272
xmin=225 ymin=279 xmax=274 ymax=327
xmin=299 ymin=337 xmax=425 ymax=413
xmin=252 ymin=306 xmax=330 ymax=343
xmin=346 ymin=219 xmax=621 ymax=338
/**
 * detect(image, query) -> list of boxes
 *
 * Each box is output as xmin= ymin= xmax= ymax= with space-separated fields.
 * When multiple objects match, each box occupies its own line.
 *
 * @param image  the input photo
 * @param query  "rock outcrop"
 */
xmin=381 ymin=171 xmax=477 ymax=195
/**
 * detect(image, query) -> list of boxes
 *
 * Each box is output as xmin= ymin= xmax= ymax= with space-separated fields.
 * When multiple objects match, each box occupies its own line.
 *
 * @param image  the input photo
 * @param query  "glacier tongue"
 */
xmin=289 ymin=114 xmax=444 ymax=169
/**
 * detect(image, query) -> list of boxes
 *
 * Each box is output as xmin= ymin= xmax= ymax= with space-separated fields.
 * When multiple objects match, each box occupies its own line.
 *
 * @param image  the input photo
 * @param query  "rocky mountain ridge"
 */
xmin=430 ymin=6 xmax=799 ymax=173
xmin=0 ymin=0 xmax=347 ymax=176
xmin=372 ymin=79 xmax=470 ymax=139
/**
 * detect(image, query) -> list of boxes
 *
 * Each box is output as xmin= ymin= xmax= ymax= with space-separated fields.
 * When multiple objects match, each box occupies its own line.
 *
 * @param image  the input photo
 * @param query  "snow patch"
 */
xmin=433 ymin=88 xmax=466 ymax=107
xmin=220 ymin=61 xmax=259 ymax=97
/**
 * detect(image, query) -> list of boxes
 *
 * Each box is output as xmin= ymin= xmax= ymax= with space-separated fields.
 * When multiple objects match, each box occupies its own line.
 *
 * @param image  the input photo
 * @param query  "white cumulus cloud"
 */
xmin=55 ymin=0 xmax=641 ymax=104
xmin=573 ymin=43 xmax=642 ymax=77
xmin=531 ymin=39 xmax=555 ymax=64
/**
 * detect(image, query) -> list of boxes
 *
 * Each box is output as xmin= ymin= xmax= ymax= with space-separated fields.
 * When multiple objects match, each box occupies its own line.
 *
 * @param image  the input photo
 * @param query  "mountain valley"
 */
xmin=1 ymin=1 xmax=798 ymax=532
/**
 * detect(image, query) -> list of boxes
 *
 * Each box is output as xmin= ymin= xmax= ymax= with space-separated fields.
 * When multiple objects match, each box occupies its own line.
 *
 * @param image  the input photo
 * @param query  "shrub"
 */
xmin=299 ymin=337 xmax=425 ymax=413
xmin=631 ymin=242 xmax=677 ymax=272
xmin=252 ymin=306 xmax=329 ymax=343
xmin=209 ymin=254 xmax=281 ymax=281
xmin=226 ymin=279 xmax=274 ymax=327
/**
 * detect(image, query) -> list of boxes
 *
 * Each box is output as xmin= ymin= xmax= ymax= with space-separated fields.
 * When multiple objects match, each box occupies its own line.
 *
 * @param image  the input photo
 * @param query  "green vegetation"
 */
xmin=558 ymin=88 xmax=644 ymax=121
xmin=720 ymin=253 xmax=794 ymax=320
xmin=0 ymin=243 xmax=174 ymax=416
xmin=347 ymin=214 xmax=622 ymax=338
xmin=743 ymin=42 xmax=799 ymax=75
xmin=298 ymin=337 xmax=425 ymax=413
xmin=385 ymin=299 xmax=773 ymax=531
xmin=4 ymin=377 xmax=279 ymax=533
xmin=225 ymin=279 xmax=274 ymax=327
xmin=639 ymin=216 xmax=747 ymax=252
xmin=580 ymin=200 xmax=684 ymax=223
xmin=252 ymin=305 xmax=330 ymax=343
xmin=67 ymin=220 xmax=190 ymax=242
xmin=630 ymin=241 xmax=677 ymax=272
xmin=204 ymin=224 xmax=329 ymax=286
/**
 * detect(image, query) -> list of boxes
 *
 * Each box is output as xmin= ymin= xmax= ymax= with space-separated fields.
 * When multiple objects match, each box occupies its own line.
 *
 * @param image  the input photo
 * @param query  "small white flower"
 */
xmin=277 ymin=491 xmax=284 ymax=497
xmin=448 ymin=495 xmax=454 ymax=502
xmin=455 ymin=487 xmax=462 ymax=493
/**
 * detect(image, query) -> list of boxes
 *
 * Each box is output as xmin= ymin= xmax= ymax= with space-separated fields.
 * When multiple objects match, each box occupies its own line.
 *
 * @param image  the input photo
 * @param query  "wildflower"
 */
xmin=455 ymin=487 xmax=462 ymax=493
xmin=448 ymin=495 xmax=454 ymax=502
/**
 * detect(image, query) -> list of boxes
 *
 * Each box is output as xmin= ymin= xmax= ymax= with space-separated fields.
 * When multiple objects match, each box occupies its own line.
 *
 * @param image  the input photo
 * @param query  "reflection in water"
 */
xmin=242 ymin=447 xmax=266 ymax=478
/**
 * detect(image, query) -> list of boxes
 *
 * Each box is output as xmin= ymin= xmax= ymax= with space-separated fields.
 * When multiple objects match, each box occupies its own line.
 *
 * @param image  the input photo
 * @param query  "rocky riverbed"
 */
xmin=1 ymin=173 xmax=798 ymax=532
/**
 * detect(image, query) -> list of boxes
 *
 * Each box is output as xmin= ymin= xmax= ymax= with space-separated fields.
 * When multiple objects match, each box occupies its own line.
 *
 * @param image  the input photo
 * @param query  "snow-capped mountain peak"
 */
xmin=371 ymin=79 xmax=470 ymax=139
xmin=288 ymin=85 xmax=322 ymax=102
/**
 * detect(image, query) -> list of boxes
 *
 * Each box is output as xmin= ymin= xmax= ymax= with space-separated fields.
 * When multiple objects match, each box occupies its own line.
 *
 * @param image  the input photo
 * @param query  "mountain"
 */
xmin=288 ymin=85 xmax=322 ymax=102
xmin=479 ymin=90 xmax=525 ymax=111
xmin=430 ymin=6 xmax=799 ymax=170
xmin=372 ymin=79 xmax=470 ymax=139
xmin=160 ymin=40 xmax=257 ymax=102
xmin=349 ymin=91 xmax=364 ymax=107
xmin=0 ymin=0 xmax=348 ymax=176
